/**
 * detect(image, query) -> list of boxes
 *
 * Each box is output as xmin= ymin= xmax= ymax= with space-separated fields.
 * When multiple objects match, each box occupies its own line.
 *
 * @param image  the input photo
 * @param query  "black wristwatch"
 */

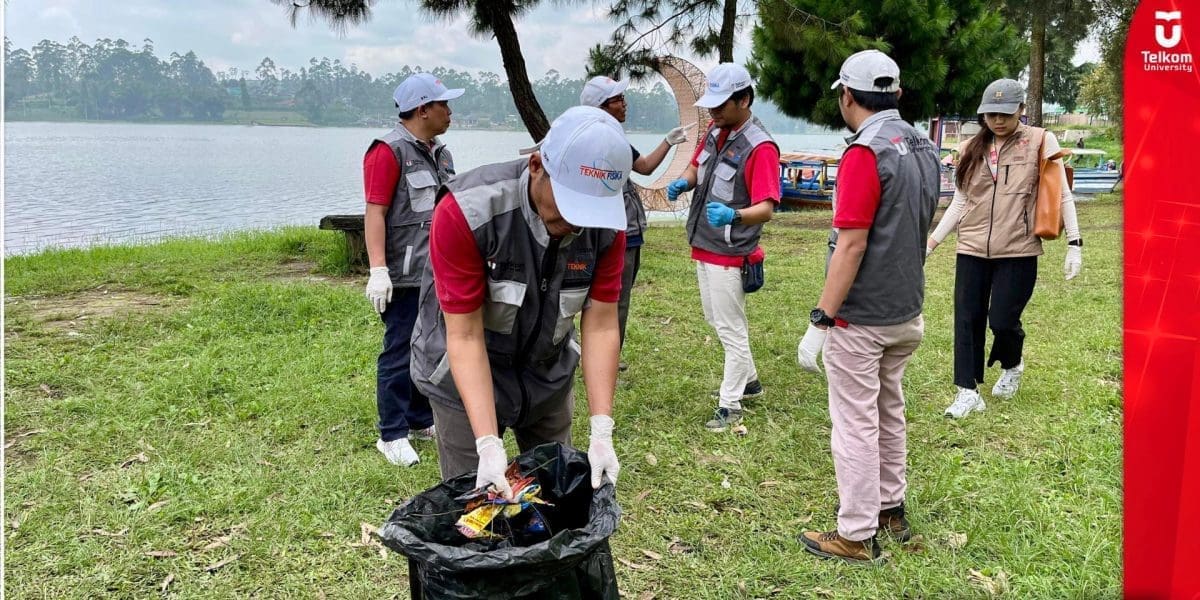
xmin=1068 ymin=238 xmax=1083 ymax=247
xmin=810 ymin=308 xmax=836 ymax=327
xmin=731 ymin=210 xmax=743 ymax=226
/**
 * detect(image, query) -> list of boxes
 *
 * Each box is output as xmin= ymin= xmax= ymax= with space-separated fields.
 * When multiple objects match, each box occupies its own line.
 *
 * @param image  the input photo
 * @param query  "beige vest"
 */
xmin=956 ymin=124 xmax=1044 ymax=258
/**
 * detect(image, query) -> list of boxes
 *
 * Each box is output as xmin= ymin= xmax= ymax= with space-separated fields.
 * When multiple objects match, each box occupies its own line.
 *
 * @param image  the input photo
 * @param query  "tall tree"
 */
xmin=1043 ymin=34 xmax=1091 ymax=113
xmin=275 ymin=0 xmax=552 ymax=140
xmin=588 ymin=0 xmax=753 ymax=77
xmin=751 ymin=0 xmax=1025 ymax=129
xmin=4 ymin=38 xmax=36 ymax=110
xmin=999 ymin=0 xmax=1096 ymax=126
xmin=1090 ymin=0 xmax=1135 ymax=137
xmin=255 ymin=57 xmax=280 ymax=102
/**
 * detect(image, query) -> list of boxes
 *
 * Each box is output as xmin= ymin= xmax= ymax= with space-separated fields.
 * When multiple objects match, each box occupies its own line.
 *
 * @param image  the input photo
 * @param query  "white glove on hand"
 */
xmin=588 ymin=415 xmax=619 ymax=489
xmin=1064 ymin=245 xmax=1082 ymax=281
xmin=365 ymin=266 xmax=392 ymax=314
xmin=474 ymin=435 xmax=513 ymax=500
xmin=664 ymin=122 xmax=697 ymax=146
xmin=797 ymin=324 xmax=829 ymax=374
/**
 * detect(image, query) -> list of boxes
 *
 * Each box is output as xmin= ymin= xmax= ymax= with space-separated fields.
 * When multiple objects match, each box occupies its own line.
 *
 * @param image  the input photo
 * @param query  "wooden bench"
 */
xmin=319 ymin=214 xmax=368 ymax=272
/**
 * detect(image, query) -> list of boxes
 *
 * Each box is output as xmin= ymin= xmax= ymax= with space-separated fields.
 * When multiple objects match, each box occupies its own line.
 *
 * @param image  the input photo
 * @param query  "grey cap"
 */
xmin=977 ymin=78 xmax=1025 ymax=114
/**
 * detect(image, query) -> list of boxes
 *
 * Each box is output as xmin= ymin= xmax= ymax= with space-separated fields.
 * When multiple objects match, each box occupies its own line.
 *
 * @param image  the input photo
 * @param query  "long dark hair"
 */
xmin=955 ymin=114 xmax=992 ymax=189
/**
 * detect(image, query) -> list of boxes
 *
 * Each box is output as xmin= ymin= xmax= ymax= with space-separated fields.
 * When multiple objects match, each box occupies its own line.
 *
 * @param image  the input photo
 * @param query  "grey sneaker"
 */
xmin=991 ymin=361 xmax=1024 ymax=399
xmin=705 ymin=407 xmax=743 ymax=432
xmin=377 ymin=438 xmax=419 ymax=466
xmin=709 ymin=379 xmax=764 ymax=402
xmin=408 ymin=425 xmax=437 ymax=442
xmin=944 ymin=387 xmax=985 ymax=419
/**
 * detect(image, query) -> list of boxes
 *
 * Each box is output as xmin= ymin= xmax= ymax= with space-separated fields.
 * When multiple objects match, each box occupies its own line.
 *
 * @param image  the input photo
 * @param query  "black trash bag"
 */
xmin=378 ymin=442 xmax=621 ymax=600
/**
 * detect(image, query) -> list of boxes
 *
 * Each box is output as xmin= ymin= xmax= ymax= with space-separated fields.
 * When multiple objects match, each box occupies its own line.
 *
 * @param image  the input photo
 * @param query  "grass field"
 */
xmin=4 ymin=196 xmax=1122 ymax=598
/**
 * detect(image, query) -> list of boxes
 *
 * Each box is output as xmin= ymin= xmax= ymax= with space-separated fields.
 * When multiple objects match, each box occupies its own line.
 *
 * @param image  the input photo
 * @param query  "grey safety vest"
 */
xmin=687 ymin=117 xmax=778 ymax=256
xmin=623 ymin=177 xmax=646 ymax=246
xmin=827 ymin=110 xmax=940 ymax=326
xmin=410 ymin=159 xmax=620 ymax=428
xmin=371 ymin=125 xmax=455 ymax=288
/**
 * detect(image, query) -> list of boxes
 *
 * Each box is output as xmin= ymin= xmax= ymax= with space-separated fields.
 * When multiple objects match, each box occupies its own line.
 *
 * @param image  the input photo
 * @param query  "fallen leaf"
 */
xmin=147 ymin=500 xmax=170 ymax=512
xmin=638 ymin=592 xmax=656 ymax=600
xmin=683 ymin=500 xmax=709 ymax=511
xmin=814 ymin=588 xmax=835 ymax=597
xmin=92 ymin=528 xmax=128 ymax=537
xmin=737 ymin=581 xmax=747 ymax=594
xmin=968 ymin=568 xmax=1010 ymax=596
xmin=901 ymin=534 xmax=927 ymax=553
xmin=667 ymin=539 xmax=695 ymax=554
xmin=947 ymin=532 xmax=968 ymax=549
xmin=640 ymin=549 xmax=662 ymax=561
xmin=3 ymin=440 xmax=16 ymax=450
xmin=39 ymin=384 xmax=54 ymax=395
xmin=202 ymin=535 xmax=232 ymax=551
xmin=360 ymin=522 xmax=378 ymax=546
xmin=659 ymin=316 xmax=672 ymax=325
xmin=119 ymin=452 xmax=149 ymax=469
xmin=635 ymin=490 xmax=652 ymax=502
xmin=145 ymin=550 xmax=178 ymax=558
xmin=257 ymin=460 xmax=276 ymax=468
xmin=319 ymin=531 xmax=336 ymax=538
xmin=617 ymin=557 xmax=650 ymax=571
xmin=78 ymin=472 xmax=95 ymax=483
xmin=731 ymin=424 xmax=748 ymax=436
xmin=160 ymin=574 xmax=175 ymax=593
xmin=204 ymin=553 xmax=241 ymax=572
xmin=10 ymin=519 xmax=19 ymax=530
xmin=17 ymin=429 xmax=46 ymax=438
xmin=758 ymin=481 xmax=781 ymax=488
xmin=644 ymin=453 xmax=658 ymax=466
xmin=720 ymin=476 xmax=731 ymax=489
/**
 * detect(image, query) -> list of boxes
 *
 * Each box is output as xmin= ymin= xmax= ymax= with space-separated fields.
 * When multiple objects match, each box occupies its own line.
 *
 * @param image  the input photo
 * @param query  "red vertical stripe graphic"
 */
xmin=1124 ymin=0 xmax=1200 ymax=597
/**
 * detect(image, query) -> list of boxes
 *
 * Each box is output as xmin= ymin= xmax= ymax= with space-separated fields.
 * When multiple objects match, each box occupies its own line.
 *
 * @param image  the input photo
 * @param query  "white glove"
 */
xmin=797 ymin=324 xmax=829 ymax=374
xmin=664 ymin=123 xmax=697 ymax=146
xmin=587 ymin=415 xmax=619 ymax=488
xmin=1064 ymin=245 xmax=1082 ymax=281
xmin=474 ymin=435 xmax=513 ymax=500
xmin=365 ymin=266 xmax=392 ymax=313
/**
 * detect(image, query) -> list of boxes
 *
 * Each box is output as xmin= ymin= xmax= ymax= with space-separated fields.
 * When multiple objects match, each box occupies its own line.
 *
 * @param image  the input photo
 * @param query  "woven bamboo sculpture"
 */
xmin=637 ymin=56 xmax=709 ymax=212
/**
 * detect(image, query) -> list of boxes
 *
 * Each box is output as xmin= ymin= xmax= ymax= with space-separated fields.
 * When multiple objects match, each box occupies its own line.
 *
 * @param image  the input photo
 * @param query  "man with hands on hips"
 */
xmin=664 ymin=62 xmax=781 ymax=433
xmin=363 ymin=73 xmax=464 ymax=466
xmin=409 ymin=106 xmax=626 ymax=497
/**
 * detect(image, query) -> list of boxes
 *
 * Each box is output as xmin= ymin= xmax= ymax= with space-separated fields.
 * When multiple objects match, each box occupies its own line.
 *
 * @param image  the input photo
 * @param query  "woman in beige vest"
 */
xmin=926 ymin=79 xmax=1084 ymax=419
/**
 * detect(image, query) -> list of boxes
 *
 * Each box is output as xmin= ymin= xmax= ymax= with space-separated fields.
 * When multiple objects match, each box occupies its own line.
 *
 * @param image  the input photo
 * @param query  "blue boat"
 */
xmin=1065 ymin=149 xmax=1122 ymax=195
xmin=779 ymin=151 xmax=957 ymax=209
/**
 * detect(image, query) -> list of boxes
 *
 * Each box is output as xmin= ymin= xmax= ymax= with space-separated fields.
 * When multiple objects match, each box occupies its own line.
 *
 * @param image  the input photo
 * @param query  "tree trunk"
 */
xmin=1027 ymin=8 xmax=1046 ymax=127
xmin=490 ymin=11 xmax=550 ymax=141
xmin=718 ymin=0 xmax=737 ymax=63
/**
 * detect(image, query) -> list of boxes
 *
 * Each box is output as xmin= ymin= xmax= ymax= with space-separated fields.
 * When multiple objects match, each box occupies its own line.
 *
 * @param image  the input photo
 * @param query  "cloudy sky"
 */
xmin=2 ymin=0 xmax=751 ymax=80
xmin=4 ymin=0 xmax=1096 ymax=82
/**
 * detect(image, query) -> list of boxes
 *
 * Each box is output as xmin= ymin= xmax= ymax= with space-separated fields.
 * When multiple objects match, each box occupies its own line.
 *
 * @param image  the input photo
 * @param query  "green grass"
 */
xmin=4 ymin=200 xmax=1122 ymax=598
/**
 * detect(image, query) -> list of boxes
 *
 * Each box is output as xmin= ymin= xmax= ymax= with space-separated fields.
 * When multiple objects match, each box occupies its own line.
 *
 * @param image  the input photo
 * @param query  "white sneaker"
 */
xmin=376 ymin=438 xmax=419 ymax=466
xmin=409 ymin=425 xmax=437 ymax=442
xmin=991 ymin=361 xmax=1024 ymax=399
xmin=944 ymin=387 xmax=986 ymax=419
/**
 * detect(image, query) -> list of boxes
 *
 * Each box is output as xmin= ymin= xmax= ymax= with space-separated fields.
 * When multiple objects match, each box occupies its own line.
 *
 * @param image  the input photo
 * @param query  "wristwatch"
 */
xmin=810 ymin=308 xmax=835 ymax=327
xmin=1067 ymin=238 xmax=1083 ymax=247
xmin=731 ymin=210 xmax=743 ymax=226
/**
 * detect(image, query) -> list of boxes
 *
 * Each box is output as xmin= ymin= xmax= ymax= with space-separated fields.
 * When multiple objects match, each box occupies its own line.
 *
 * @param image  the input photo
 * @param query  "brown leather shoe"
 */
xmin=878 ymin=503 xmax=912 ymax=542
xmin=800 ymin=530 xmax=884 ymax=565
xmin=833 ymin=501 xmax=913 ymax=542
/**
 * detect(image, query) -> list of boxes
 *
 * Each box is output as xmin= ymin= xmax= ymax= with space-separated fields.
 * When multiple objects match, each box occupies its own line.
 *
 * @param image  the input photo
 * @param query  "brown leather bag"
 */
xmin=1034 ymin=133 xmax=1072 ymax=240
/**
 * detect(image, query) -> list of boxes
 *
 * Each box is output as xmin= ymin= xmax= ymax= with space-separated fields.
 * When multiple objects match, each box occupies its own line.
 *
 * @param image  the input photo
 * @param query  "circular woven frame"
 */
xmin=637 ymin=56 xmax=709 ymax=212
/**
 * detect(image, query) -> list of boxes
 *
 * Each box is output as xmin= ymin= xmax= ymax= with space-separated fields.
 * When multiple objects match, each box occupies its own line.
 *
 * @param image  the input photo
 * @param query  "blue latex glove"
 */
xmin=666 ymin=178 xmax=689 ymax=202
xmin=707 ymin=202 xmax=736 ymax=227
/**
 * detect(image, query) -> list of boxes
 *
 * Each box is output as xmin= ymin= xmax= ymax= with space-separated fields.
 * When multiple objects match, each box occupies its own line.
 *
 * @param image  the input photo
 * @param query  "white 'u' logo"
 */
xmin=1156 ymin=11 xmax=1182 ymax=49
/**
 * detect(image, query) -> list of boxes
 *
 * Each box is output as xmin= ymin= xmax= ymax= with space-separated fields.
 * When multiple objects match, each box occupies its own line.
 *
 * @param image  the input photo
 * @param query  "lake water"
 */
xmin=3 ymin=121 xmax=846 ymax=255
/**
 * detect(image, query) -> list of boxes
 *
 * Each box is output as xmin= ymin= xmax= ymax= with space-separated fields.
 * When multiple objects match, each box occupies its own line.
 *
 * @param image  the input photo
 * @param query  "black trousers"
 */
xmin=953 ymin=254 xmax=1038 ymax=389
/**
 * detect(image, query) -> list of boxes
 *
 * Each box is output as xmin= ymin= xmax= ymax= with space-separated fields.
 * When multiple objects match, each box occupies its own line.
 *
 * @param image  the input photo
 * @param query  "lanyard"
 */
xmin=987 ymin=141 xmax=1000 ymax=182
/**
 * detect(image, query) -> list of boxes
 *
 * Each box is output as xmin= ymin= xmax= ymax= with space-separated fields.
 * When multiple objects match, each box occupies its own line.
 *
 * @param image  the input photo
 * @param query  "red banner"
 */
xmin=1124 ymin=0 xmax=1200 ymax=597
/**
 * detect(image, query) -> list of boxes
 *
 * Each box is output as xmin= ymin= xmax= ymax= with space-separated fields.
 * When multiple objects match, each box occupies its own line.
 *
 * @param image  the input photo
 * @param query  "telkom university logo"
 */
xmin=1156 ymin=11 xmax=1182 ymax=48
xmin=1142 ymin=10 xmax=1192 ymax=73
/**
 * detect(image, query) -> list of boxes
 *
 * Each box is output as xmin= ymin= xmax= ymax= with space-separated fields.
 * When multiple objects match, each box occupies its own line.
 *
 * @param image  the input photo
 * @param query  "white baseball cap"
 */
xmin=537 ymin=106 xmax=631 ymax=230
xmin=829 ymin=50 xmax=901 ymax=93
xmin=695 ymin=63 xmax=753 ymax=108
xmin=580 ymin=76 xmax=630 ymax=107
xmin=393 ymin=73 xmax=465 ymax=112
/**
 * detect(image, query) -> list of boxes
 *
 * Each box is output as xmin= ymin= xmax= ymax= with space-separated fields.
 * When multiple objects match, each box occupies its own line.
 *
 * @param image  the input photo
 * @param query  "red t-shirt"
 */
xmin=429 ymin=192 xmax=627 ymax=314
xmin=363 ymin=142 xmax=402 ymax=206
xmin=831 ymin=146 xmax=881 ymax=229
xmin=688 ymin=121 xmax=781 ymax=268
